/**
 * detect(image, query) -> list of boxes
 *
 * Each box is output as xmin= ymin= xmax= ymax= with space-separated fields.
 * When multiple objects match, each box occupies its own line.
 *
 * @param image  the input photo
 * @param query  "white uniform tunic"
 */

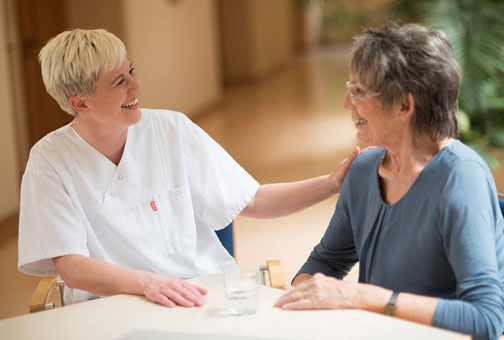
xmin=18 ymin=109 xmax=259 ymax=304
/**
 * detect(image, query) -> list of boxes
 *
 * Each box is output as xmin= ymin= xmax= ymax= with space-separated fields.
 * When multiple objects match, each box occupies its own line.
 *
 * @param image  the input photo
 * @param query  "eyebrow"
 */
xmin=109 ymin=62 xmax=133 ymax=86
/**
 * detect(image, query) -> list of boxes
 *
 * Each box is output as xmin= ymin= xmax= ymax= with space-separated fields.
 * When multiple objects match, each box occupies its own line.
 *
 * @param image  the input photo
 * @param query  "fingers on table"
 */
xmin=274 ymin=289 xmax=308 ymax=308
xmin=280 ymin=298 xmax=313 ymax=310
xmin=179 ymin=283 xmax=207 ymax=306
xmin=160 ymin=287 xmax=194 ymax=307
xmin=151 ymin=293 xmax=176 ymax=308
xmin=163 ymin=282 xmax=208 ymax=307
xmin=192 ymin=283 xmax=208 ymax=296
xmin=148 ymin=281 xmax=205 ymax=308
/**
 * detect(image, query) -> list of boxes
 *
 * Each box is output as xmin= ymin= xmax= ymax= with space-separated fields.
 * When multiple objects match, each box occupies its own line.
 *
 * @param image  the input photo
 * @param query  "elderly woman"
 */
xmin=275 ymin=23 xmax=504 ymax=340
xmin=18 ymin=29 xmax=359 ymax=307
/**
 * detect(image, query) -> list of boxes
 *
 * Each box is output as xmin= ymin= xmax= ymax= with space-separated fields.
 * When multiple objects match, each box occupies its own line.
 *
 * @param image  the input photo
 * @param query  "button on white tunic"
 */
xmin=18 ymin=109 xmax=259 ymax=304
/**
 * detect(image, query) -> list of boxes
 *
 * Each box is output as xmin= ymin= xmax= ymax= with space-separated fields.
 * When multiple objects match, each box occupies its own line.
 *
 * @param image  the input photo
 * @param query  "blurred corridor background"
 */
xmin=0 ymin=0 xmax=503 ymax=319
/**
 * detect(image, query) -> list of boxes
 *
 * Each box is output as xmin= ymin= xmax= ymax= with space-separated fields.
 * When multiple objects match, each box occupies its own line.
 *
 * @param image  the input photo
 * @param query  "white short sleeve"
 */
xmin=18 ymin=150 xmax=89 ymax=276
xmin=181 ymin=116 xmax=259 ymax=230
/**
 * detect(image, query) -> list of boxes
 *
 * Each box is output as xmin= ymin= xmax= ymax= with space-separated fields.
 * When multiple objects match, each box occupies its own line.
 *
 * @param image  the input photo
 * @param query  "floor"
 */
xmin=1 ymin=45 xmax=503 ymax=320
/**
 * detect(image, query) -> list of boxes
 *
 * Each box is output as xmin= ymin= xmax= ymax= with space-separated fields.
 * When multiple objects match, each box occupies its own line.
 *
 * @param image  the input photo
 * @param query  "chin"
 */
xmin=127 ymin=108 xmax=142 ymax=124
xmin=356 ymin=133 xmax=371 ymax=145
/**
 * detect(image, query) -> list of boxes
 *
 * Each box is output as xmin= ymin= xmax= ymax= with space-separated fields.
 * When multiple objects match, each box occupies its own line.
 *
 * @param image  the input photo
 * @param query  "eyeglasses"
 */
xmin=346 ymin=81 xmax=380 ymax=105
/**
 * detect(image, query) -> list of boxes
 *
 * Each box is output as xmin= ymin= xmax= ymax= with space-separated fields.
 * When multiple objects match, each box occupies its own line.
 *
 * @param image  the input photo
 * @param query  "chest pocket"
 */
xmin=153 ymin=185 xmax=197 ymax=254
xmin=88 ymin=185 xmax=197 ymax=257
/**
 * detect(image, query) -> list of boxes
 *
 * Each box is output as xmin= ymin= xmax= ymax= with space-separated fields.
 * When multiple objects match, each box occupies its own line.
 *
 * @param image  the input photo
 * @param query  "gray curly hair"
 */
xmin=350 ymin=22 xmax=460 ymax=141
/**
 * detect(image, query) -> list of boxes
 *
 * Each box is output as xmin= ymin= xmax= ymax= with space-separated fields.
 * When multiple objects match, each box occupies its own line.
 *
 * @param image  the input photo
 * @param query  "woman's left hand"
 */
xmin=274 ymin=273 xmax=364 ymax=310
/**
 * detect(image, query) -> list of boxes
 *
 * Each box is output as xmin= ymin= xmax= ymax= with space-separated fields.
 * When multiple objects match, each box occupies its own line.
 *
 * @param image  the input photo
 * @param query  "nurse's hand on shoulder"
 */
xmin=328 ymin=146 xmax=374 ymax=194
xmin=274 ymin=273 xmax=360 ymax=310
xmin=142 ymin=273 xmax=208 ymax=308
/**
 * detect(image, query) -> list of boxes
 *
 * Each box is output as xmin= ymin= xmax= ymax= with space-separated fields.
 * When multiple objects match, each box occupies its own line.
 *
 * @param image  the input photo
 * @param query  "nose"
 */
xmin=343 ymin=92 xmax=354 ymax=110
xmin=128 ymin=74 xmax=141 ymax=94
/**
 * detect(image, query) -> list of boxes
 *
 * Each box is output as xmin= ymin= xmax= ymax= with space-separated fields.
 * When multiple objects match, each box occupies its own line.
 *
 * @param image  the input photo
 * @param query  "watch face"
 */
xmin=383 ymin=304 xmax=395 ymax=316
xmin=383 ymin=291 xmax=398 ymax=316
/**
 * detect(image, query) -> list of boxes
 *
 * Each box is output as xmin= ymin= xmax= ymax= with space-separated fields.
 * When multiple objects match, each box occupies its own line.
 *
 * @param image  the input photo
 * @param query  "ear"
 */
xmin=398 ymin=93 xmax=415 ymax=121
xmin=68 ymin=95 xmax=90 ymax=114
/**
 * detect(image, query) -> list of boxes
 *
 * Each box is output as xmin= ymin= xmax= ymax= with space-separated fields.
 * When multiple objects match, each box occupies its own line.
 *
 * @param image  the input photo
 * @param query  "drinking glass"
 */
xmin=223 ymin=266 xmax=260 ymax=316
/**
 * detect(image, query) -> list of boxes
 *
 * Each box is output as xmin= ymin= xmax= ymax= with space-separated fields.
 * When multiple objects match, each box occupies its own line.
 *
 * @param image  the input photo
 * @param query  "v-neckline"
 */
xmin=374 ymin=141 xmax=457 ymax=207
xmin=68 ymin=124 xmax=131 ymax=170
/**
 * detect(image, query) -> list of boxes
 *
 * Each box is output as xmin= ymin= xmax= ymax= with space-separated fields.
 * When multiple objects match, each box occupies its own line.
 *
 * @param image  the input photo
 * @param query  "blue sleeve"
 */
xmin=433 ymin=160 xmax=504 ymax=340
xmin=296 ymin=176 xmax=359 ymax=279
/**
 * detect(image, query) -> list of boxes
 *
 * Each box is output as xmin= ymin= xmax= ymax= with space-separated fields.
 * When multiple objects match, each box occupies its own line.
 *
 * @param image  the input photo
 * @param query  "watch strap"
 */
xmin=383 ymin=291 xmax=399 ymax=316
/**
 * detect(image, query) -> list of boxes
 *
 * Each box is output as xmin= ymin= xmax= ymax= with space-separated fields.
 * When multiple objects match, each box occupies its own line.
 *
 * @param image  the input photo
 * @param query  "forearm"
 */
xmin=53 ymin=255 xmax=151 ymax=297
xmin=385 ymin=291 xmax=504 ymax=340
xmin=53 ymin=254 xmax=207 ymax=307
xmin=240 ymin=175 xmax=335 ymax=218
xmin=357 ymin=284 xmax=437 ymax=325
xmin=279 ymin=275 xmax=438 ymax=326
xmin=240 ymin=147 xmax=362 ymax=218
xmin=394 ymin=292 xmax=437 ymax=325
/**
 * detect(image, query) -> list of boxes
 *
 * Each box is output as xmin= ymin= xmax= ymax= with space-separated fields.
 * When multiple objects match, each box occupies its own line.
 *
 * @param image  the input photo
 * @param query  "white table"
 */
xmin=0 ymin=274 xmax=470 ymax=340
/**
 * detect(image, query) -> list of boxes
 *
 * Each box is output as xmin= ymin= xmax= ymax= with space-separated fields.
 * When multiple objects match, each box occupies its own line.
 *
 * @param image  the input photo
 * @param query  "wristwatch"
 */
xmin=383 ymin=291 xmax=399 ymax=316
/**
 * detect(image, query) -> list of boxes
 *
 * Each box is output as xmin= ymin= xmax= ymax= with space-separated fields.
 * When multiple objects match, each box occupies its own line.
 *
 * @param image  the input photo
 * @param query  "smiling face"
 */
xmin=81 ymin=59 xmax=142 ymax=130
xmin=343 ymin=73 xmax=394 ymax=146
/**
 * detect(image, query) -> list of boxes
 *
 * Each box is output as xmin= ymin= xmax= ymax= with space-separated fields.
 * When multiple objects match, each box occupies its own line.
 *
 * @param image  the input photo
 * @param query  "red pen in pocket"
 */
xmin=150 ymin=200 xmax=158 ymax=212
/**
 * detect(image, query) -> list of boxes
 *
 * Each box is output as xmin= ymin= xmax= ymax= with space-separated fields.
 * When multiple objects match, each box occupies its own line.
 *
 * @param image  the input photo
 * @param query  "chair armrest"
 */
xmin=30 ymin=276 xmax=64 ymax=313
xmin=265 ymin=260 xmax=286 ymax=289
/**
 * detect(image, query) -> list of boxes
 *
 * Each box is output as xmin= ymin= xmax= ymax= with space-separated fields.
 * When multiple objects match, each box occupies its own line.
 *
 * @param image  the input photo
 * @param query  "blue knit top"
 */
xmin=298 ymin=141 xmax=504 ymax=340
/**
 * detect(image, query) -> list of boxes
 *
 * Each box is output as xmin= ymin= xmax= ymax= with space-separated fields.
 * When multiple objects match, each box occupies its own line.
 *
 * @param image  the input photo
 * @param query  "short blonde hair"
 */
xmin=39 ymin=29 xmax=127 ymax=116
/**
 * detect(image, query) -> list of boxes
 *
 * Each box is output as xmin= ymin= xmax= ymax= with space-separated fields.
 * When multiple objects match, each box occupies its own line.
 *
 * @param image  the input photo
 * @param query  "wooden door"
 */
xmin=17 ymin=0 xmax=72 ymax=146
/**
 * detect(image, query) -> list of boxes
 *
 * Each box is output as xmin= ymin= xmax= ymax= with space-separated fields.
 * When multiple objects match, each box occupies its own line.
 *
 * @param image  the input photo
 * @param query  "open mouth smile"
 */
xmin=121 ymin=98 xmax=138 ymax=108
xmin=352 ymin=118 xmax=368 ymax=126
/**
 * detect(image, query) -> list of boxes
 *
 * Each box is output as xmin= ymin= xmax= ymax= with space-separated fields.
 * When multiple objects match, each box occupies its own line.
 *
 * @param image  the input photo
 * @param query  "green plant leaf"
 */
xmin=489 ymin=128 xmax=504 ymax=147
